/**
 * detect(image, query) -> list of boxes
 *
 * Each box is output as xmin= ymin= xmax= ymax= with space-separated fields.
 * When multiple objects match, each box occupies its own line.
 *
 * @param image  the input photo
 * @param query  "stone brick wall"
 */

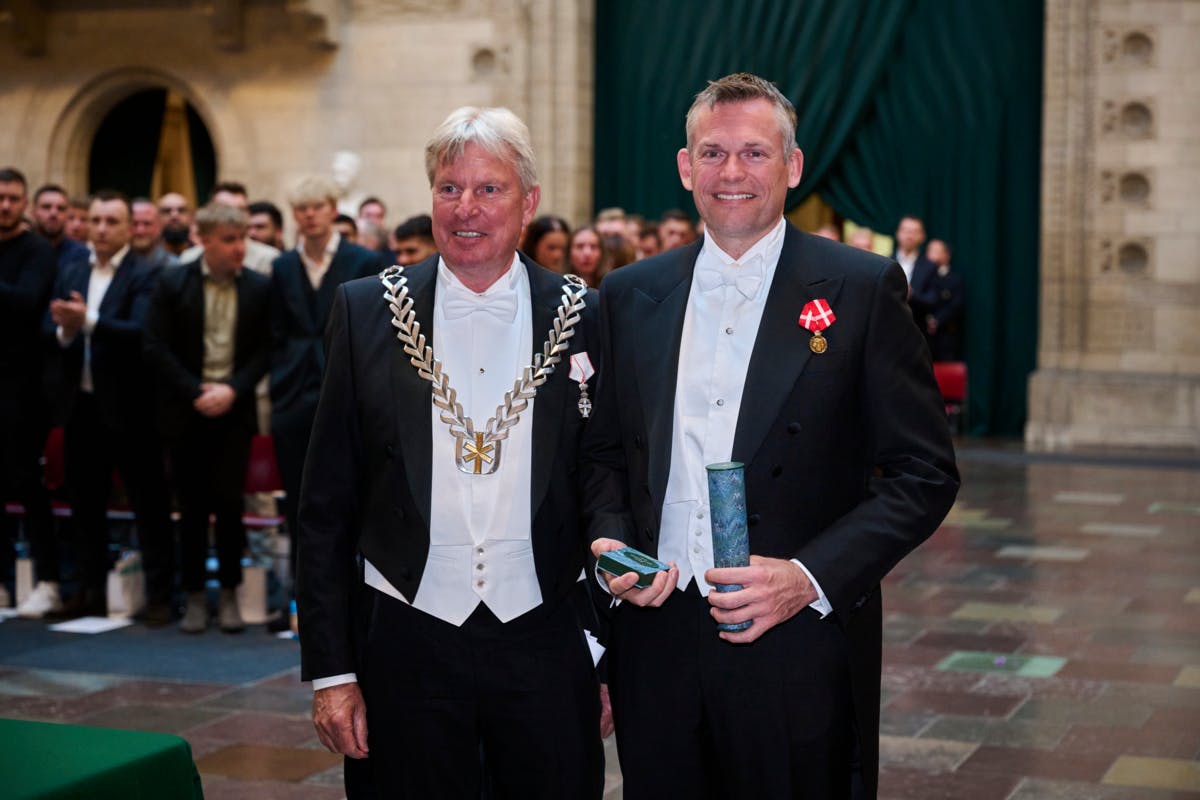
xmin=1027 ymin=0 xmax=1200 ymax=450
xmin=0 ymin=0 xmax=593 ymax=234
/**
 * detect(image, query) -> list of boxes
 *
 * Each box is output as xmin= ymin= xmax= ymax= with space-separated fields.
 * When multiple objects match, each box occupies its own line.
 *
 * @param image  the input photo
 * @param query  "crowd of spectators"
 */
xmin=0 ymin=162 xmax=962 ymax=632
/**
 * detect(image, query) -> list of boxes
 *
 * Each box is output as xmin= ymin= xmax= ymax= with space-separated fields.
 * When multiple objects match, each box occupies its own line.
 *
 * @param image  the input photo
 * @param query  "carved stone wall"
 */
xmin=1027 ymin=0 xmax=1200 ymax=451
xmin=0 ymin=0 xmax=594 ymax=233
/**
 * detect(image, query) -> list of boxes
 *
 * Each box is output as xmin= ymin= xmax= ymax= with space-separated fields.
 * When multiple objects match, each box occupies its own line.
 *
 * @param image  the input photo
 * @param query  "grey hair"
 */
xmin=195 ymin=202 xmax=248 ymax=235
xmin=685 ymin=72 xmax=798 ymax=155
xmin=425 ymin=107 xmax=538 ymax=192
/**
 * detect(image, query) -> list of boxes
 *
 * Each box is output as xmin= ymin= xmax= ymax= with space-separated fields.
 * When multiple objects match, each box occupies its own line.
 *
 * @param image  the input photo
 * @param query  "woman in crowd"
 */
xmin=565 ymin=225 xmax=607 ymax=288
xmin=521 ymin=215 xmax=570 ymax=273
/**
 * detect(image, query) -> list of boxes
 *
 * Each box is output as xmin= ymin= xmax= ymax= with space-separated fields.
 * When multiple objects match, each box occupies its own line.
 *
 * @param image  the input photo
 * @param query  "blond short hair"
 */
xmin=288 ymin=175 xmax=339 ymax=207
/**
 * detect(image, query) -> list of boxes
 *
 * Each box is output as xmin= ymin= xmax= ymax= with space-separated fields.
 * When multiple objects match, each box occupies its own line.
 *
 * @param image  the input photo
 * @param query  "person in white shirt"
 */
xmin=582 ymin=72 xmax=958 ymax=800
xmin=298 ymin=107 xmax=605 ymax=799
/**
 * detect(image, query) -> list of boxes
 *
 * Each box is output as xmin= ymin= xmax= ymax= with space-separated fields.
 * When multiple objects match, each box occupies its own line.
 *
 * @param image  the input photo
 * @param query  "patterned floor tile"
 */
xmin=1103 ymin=755 xmax=1200 ymax=792
xmin=1056 ymin=660 xmax=1182 ymax=685
xmin=1147 ymin=502 xmax=1200 ymax=516
xmin=203 ymin=685 xmax=314 ymax=715
xmin=0 ymin=669 xmax=127 ymax=697
xmin=74 ymin=703 xmax=227 ymax=735
xmin=200 ymin=774 xmax=347 ymax=799
xmin=878 ymin=764 xmax=1019 ymax=800
xmin=1174 ymin=666 xmax=1200 ymax=688
xmin=183 ymin=711 xmax=318 ymax=748
xmin=1079 ymin=522 xmax=1163 ymax=538
xmin=937 ymin=651 xmax=1066 ymax=678
xmin=920 ymin=716 xmax=1069 ymax=750
xmin=886 ymin=689 xmax=1025 ymax=718
xmin=951 ymin=602 xmax=1063 ymax=624
xmin=996 ymin=545 xmax=1090 ymax=562
xmin=1008 ymin=777 xmax=1196 ymax=799
xmin=1013 ymin=696 xmax=1154 ymax=727
xmin=959 ymin=745 xmax=1115 ymax=782
xmin=1054 ymin=491 xmax=1124 ymax=505
xmin=196 ymin=743 xmax=341 ymax=782
xmin=878 ymin=735 xmax=977 ymax=772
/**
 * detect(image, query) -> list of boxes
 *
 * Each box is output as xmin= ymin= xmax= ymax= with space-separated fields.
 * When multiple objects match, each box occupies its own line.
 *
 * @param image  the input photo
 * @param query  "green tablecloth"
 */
xmin=0 ymin=718 xmax=204 ymax=799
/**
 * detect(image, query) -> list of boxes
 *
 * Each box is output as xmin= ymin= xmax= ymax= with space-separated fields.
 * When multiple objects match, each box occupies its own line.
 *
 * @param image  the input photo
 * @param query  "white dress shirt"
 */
xmin=57 ymin=244 xmax=130 ymax=393
xmin=298 ymin=231 xmax=341 ymax=289
xmin=314 ymin=255 xmax=542 ymax=691
xmin=896 ymin=249 xmax=917 ymax=284
xmin=658 ymin=218 xmax=831 ymax=616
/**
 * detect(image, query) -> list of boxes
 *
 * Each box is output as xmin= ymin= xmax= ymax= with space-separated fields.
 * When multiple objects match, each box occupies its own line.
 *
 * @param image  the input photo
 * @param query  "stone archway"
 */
xmin=45 ymin=67 xmax=224 ymax=203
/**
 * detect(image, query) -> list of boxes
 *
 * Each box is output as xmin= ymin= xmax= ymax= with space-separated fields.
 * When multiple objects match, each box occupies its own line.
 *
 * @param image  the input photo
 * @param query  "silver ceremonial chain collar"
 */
xmin=379 ymin=264 xmax=587 ymax=475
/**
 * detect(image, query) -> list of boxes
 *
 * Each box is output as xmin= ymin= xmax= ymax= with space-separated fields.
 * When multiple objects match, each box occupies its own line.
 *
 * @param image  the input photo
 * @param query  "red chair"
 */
xmin=932 ymin=361 xmax=967 ymax=434
xmin=244 ymin=434 xmax=286 ymax=529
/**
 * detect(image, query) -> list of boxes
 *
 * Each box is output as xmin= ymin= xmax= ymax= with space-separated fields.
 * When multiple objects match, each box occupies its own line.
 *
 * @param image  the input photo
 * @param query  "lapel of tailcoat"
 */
xmin=731 ymin=225 xmax=846 ymax=465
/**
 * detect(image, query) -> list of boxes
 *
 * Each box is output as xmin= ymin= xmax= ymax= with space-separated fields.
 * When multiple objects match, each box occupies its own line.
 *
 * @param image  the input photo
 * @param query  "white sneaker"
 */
xmin=17 ymin=581 xmax=62 ymax=619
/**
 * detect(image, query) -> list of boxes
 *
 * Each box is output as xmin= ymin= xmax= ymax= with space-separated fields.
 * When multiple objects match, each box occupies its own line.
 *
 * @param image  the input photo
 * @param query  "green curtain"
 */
xmin=594 ymin=0 xmax=1044 ymax=436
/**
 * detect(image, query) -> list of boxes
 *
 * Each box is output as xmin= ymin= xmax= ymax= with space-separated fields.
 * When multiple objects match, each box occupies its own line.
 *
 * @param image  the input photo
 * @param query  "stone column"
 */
xmin=1027 ymin=0 xmax=1200 ymax=451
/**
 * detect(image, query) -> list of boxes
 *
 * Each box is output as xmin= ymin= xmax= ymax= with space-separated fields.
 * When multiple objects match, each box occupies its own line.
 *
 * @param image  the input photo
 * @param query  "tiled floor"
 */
xmin=1 ymin=444 xmax=1197 ymax=798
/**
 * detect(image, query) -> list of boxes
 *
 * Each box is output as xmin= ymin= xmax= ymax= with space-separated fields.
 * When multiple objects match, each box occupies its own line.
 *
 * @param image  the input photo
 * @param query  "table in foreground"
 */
xmin=0 ymin=717 xmax=204 ymax=799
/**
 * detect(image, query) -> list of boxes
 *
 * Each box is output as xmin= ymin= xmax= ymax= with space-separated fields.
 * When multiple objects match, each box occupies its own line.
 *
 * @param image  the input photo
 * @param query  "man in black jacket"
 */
xmin=145 ymin=203 xmax=272 ymax=633
xmin=269 ymin=177 xmax=387 ymax=602
xmin=0 ymin=168 xmax=57 ymax=614
xmin=47 ymin=190 xmax=172 ymax=620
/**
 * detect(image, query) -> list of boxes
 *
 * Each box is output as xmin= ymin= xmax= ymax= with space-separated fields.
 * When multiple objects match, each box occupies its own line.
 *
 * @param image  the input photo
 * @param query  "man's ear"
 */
xmin=677 ymin=148 xmax=694 ymax=191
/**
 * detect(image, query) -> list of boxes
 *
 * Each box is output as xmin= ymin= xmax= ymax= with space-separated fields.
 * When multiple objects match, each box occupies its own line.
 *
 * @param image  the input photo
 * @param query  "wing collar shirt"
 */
xmin=298 ymin=230 xmax=340 ymax=290
xmin=365 ymin=257 xmax=539 ymax=611
xmin=57 ymin=243 xmax=131 ymax=393
xmin=659 ymin=217 xmax=831 ymax=616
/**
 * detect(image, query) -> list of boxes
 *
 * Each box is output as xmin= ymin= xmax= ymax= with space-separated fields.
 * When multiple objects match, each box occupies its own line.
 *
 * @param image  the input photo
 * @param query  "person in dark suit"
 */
xmin=910 ymin=238 xmax=966 ymax=361
xmin=144 ymin=203 xmax=272 ymax=633
xmin=269 ymin=176 xmax=387 ymax=607
xmin=46 ymin=190 xmax=173 ymax=620
xmin=0 ymin=168 xmax=57 ymax=614
xmin=298 ymin=107 xmax=604 ymax=799
xmin=582 ymin=73 xmax=959 ymax=799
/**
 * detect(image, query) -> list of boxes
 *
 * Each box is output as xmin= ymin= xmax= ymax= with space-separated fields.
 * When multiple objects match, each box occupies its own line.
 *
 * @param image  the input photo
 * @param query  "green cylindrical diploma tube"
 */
xmin=707 ymin=461 xmax=752 ymax=632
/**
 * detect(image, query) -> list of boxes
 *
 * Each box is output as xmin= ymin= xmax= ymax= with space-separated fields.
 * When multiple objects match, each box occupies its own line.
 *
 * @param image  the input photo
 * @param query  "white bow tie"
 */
xmin=694 ymin=262 xmax=762 ymax=300
xmin=442 ymin=291 xmax=518 ymax=323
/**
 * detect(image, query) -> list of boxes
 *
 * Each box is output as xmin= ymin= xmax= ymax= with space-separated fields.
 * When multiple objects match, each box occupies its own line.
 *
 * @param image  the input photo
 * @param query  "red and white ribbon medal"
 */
xmin=568 ymin=352 xmax=595 ymax=418
xmin=798 ymin=299 xmax=836 ymax=354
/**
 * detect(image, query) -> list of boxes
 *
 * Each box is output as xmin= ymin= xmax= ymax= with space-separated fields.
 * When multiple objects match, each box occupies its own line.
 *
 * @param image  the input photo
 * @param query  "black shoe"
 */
xmin=265 ymin=610 xmax=291 ymax=634
xmin=45 ymin=589 xmax=106 ymax=620
xmin=135 ymin=602 xmax=175 ymax=628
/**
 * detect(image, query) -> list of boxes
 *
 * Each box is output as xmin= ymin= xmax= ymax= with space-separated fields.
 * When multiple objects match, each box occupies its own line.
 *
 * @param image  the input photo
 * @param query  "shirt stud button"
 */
xmin=725 ymin=327 xmax=733 ymax=334
xmin=716 ymin=399 xmax=725 ymax=407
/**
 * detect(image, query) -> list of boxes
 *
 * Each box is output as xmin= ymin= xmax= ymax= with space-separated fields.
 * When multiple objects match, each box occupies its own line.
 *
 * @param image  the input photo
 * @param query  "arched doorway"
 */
xmin=88 ymin=88 xmax=216 ymax=205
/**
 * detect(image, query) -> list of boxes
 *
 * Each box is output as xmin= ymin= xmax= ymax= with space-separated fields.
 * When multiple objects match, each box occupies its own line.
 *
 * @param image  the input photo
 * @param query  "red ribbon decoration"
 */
xmin=798 ymin=299 xmax=836 ymax=332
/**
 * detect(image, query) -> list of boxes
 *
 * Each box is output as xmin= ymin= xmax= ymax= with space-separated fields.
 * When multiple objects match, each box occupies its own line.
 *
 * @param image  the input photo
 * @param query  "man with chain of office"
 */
xmin=296 ymin=106 xmax=604 ymax=799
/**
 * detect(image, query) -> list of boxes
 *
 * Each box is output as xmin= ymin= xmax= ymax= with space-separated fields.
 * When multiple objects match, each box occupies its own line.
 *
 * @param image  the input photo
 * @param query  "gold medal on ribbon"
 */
xmin=809 ymin=330 xmax=827 ymax=354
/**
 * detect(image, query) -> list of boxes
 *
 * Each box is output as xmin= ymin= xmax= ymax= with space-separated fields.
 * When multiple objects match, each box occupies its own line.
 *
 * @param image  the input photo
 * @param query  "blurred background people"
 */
xmin=391 ymin=214 xmax=437 ymax=266
xmin=566 ymin=224 xmax=606 ymax=288
xmin=521 ymin=214 xmax=570 ymax=272
xmin=911 ymin=238 xmax=966 ymax=361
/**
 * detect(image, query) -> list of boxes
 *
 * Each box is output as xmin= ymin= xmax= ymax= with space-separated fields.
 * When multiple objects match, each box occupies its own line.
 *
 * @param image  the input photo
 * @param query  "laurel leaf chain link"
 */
xmin=379 ymin=265 xmax=586 ymax=446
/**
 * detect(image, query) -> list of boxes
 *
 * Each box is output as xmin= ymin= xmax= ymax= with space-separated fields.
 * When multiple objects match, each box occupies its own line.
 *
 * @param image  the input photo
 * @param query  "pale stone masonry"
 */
xmin=0 ymin=0 xmax=593 ymax=235
xmin=1027 ymin=0 xmax=1200 ymax=450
